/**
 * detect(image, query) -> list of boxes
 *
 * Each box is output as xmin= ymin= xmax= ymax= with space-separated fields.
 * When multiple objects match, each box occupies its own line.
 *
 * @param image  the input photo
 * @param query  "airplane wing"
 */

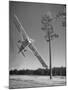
xmin=13 ymin=14 xmax=29 ymax=41
xmin=28 ymin=43 xmax=48 ymax=68
xmin=13 ymin=14 xmax=48 ymax=68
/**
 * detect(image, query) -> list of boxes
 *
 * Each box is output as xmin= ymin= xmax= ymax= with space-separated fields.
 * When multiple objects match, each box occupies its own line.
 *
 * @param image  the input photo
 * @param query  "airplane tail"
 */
xmin=16 ymin=43 xmax=25 ymax=57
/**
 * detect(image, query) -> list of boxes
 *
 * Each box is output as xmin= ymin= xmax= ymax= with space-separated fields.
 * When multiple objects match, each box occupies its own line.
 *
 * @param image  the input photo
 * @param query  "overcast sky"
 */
xmin=9 ymin=1 xmax=66 ymax=70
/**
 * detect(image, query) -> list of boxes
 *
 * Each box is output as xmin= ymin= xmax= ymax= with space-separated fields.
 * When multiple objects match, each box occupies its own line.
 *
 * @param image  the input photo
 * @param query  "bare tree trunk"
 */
xmin=49 ymin=38 xmax=52 ymax=79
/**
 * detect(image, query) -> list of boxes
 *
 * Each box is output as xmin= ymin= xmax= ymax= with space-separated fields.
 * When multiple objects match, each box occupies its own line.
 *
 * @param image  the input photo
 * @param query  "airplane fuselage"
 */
xmin=19 ymin=39 xmax=29 ymax=53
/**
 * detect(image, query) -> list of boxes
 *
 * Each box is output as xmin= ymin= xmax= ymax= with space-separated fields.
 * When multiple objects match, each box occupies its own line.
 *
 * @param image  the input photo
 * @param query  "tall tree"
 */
xmin=41 ymin=12 xmax=59 ymax=79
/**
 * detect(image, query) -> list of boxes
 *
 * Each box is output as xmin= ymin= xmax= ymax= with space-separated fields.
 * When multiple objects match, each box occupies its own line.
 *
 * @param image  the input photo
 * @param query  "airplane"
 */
xmin=17 ymin=39 xmax=29 ymax=56
xmin=13 ymin=14 xmax=48 ymax=69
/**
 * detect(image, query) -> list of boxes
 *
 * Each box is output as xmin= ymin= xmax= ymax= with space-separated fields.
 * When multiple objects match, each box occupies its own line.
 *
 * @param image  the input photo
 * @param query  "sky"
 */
xmin=9 ymin=1 xmax=66 ymax=70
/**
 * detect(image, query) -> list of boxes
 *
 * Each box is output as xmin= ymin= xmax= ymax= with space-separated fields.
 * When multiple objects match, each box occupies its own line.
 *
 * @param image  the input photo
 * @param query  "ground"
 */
xmin=9 ymin=75 xmax=66 ymax=89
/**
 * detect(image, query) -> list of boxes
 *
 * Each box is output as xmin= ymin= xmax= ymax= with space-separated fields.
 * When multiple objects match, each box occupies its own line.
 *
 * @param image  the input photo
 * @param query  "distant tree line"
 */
xmin=9 ymin=67 xmax=66 ymax=76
